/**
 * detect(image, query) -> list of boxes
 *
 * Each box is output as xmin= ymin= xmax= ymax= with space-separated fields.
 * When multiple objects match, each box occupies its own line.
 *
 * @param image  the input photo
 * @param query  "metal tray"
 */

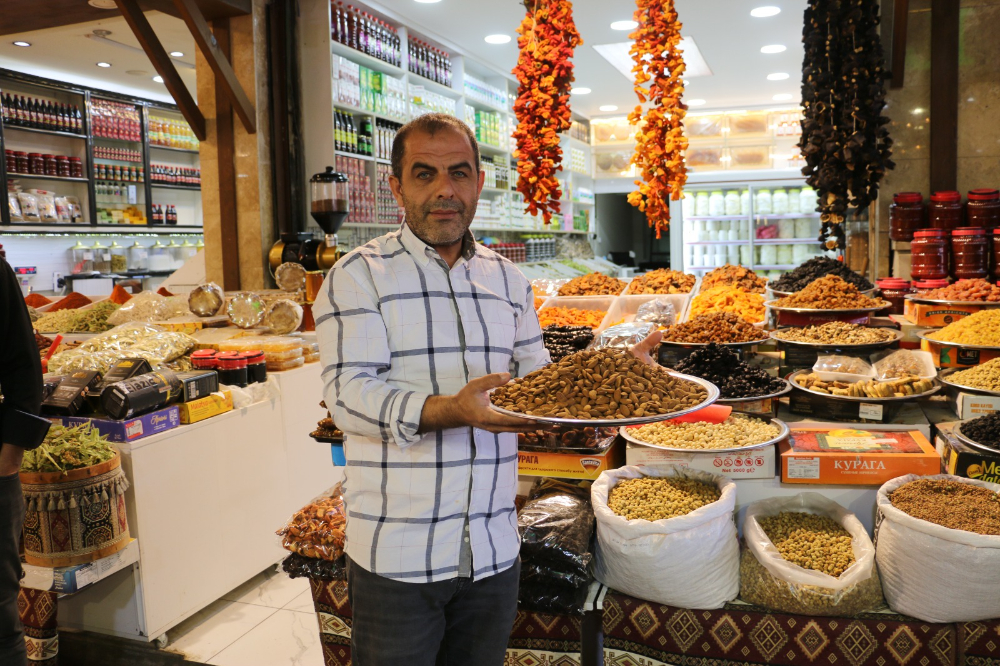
xmin=769 ymin=287 xmax=876 ymax=299
xmin=716 ymin=378 xmax=794 ymax=403
xmin=658 ymin=336 xmax=768 ymax=350
xmin=769 ymin=327 xmax=904 ymax=350
xmin=938 ymin=368 xmax=1000 ymax=397
xmin=488 ymin=372 xmax=719 ymax=427
xmin=619 ymin=416 xmax=789 ymax=454
xmin=905 ymin=294 xmax=1000 ymax=307
xmin=765 ymin=300 xmax=890 ymax=314
xmin=916 ymin=329 xmax=1000 ymax=351
xmin=954 ymin=422 xmax=1000 ymax=457
xmin=786 ymin=369 xmax=942 ymax=402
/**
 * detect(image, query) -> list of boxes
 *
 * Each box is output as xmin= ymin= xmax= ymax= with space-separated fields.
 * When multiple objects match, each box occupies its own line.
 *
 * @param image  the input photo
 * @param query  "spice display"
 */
xmin=490 ymin=348 xmax=708 ymax=419
xmin=188 ymin=283 xmax=225 ymax=316
xmin=24 ymin=293 xmax=51 ymax=308
xmin=946 ymin=359 xmax=1000 ymax=391
xmin=35 ymin=332 xmax=52 ymax=351
xmin=538 ymin=306 xmax=606 ymax=329
xmin=512 ymin=0 xmax=581 ymax=223
xmin=700 ymin=264 xmax=767 ymax=293
xmin=772 ymin=322 xmax=896 ymax=346
xmin=889 ymin=479 xmax=1000 ymax=536
xmin=34 ymin=301 xmax=121 ymax=333
xmin=959 ymin=413 xmax=1000 ymax=452
xmin=688 ymin=286 xmax=766 ymax=324
xmin=626 ymin=415 xmax=780 ymax=450
xmin=661 ymin=312 xmax=768 ymax=344
xmin=918 ymin=278 xmax=1000 ymax=302
xmin=108 ymin=285 xmax=133 ymax=306
xmin=772 ymin=275 xmax=886 ymax=310
xmin=276 ymin=491 xmax=347 ymax=560
xmin=33 ymin=309 xmax=81 ymax=333
xmin=534 ymin=297 xmax=547 ymax=310
xmin=607 ymin=477 xmax=719 ymax=521
xmin=626 ymin=0 xmax=687 ymax=237
xmin=770 ymin=257 xmax=873 ymax=293
xmin=926 ymin=309 xmax=1000 ymax=346
xmin=27 ymin=306 xmax=39 ymax=323
xmin=46 ymin=292 xmax=92 ymax=312
xmin=519 ymin=426 xmax=617 ymax=450
xmin=759 ymin=512 xmax=855 ymax=577
xmin=557 ymin=272 xmax=627 ymax=296
xmin=673 ymin=343 xmax=785 ymax=398
xmin=542 ymin=325 xmax=594 ymax=361
xmin=21 ymin=423 xmax=116 ymax=473
xmin=626 ymin=269 xmax=695 ymax=294
xmin=794 ymin=373 xmax=934 ymax=397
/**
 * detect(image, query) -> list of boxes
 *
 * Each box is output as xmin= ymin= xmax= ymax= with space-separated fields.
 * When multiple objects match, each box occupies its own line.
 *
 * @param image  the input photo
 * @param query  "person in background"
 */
xmin=0 ymin=257 xmax=49 ymax=666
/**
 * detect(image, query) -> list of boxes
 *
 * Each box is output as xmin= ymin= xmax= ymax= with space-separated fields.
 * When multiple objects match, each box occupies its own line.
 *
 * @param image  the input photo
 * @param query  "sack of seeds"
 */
xmin=875 ymin=474 xmax=1000 ymax=623
xmin=592 ymin=465 xmax=739 ymax=609
xmin=740 ymin=493 xmax=883 ymax=616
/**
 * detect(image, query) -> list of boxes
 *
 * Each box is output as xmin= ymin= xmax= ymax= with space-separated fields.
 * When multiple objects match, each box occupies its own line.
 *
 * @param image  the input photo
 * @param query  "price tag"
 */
xmin=786 ymin=456 xmax=820 ymax=479
xmin=127 ymin=185 xmax=137 ymax=205
xmin=858 ymin=403 xmax=884 ymax=420
xmin=83 ymin=252 xmax=94 ymax=261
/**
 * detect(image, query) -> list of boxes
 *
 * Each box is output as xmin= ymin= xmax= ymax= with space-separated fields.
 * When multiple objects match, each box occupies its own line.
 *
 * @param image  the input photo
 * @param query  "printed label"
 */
xmin=858 ymin=403 xmax=884 ymax=420
xmin=787 ymin=456 xmax=820 ymax=479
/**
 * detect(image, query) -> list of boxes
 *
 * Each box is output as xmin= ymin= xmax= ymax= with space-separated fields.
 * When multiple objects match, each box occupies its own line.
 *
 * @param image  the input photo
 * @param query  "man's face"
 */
xmin=389 ymin=127 xmax=484 ymax=247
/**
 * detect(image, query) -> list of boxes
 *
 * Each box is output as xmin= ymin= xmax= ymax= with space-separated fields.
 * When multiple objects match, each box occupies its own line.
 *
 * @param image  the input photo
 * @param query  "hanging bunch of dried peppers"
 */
xmin=512 ymin=0 xmax=582 ymax=224
xmin=799 ymin=0 xmax=894 ymax=250
xmin=626 ymin=0 xmax=688 ymax=238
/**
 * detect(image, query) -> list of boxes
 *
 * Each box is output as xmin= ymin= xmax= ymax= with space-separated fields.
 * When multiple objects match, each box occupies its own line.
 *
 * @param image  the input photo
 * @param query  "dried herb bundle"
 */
xmin=22 ymin=423 xmax=116 ymax=473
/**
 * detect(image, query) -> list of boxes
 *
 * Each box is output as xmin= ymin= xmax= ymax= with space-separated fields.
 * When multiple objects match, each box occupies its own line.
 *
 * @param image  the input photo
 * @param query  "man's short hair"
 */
xmin=390 ymin=113 xmax=481 ymax=181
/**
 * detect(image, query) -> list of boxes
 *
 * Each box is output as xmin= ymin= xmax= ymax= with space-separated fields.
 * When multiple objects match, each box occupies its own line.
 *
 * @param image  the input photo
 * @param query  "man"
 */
xmin=0 ymin=256 xmax=50 ymax=666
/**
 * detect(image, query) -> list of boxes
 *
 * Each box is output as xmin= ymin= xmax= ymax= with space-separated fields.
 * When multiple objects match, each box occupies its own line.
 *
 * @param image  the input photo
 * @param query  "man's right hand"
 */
xmin=419 ymin=373 xmax=548 ymax=434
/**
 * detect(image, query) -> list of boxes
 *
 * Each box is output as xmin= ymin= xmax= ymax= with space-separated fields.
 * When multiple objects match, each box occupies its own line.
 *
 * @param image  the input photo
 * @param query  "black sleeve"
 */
xmin=0 ymin=258 xmax=47 ymax=448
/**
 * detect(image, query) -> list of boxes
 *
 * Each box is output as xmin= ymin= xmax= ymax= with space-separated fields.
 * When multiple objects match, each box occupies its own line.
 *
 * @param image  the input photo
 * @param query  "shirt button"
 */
xmin=465 ymin=525 xmax=470 ymax=532
xmin=464 ymin=537 xmax=470 ymax=543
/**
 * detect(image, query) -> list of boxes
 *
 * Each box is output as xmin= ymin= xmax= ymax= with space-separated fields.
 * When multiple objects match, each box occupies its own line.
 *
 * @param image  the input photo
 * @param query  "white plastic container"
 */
xmin=538 ymin=296 xmax=616 ymax=330
xmin=740 ymin=190 xmax=751 ymax=215
xmin=800 ymin=186 xmax=817 ymax=211
xmin=708 ymin=191 xmax=725 ymax=216
xmin=725 ymin=191 xmax=740 ymax=215
xmin=595 ymin=293 xmax=692 ymax=335
xmin=788 ymin=189 xmax=801 ymax=214
xmin=778 ymin=219 xmax=796 ymax=239
xmin=683 ymin=193 xmax=696 ymax=218
xmin=739 ymin=244 xmax=753 ymax=265
xmin=695 ymin=192 xmax=710 ymax=216
xmin=772 ymin=189 xmax=789 ymax=215
xmin=795 ymin=218 xmax=814 ymax=238
xmin=792 ymin=244 xmax=814 ymax=264
xmin=727 ymin=245 xmax=740 ymax=265
xmin=755 ymin=189 xmax=772 ymax=215
xmin=759 ymin=245 xmax=777 ymax=265
xmin=776 ymin=244 xmax=794 ymax=265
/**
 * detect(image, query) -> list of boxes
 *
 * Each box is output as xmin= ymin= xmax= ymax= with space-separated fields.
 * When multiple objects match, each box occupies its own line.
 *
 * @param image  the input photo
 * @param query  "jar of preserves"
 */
xmin=13 ymin=151 xmax=27 ymax=174
xmin=951 ymin=227 xmax=990 ymax=279
xmin=928 ymin=191 xmax=963 ymax=231
xmin=911 ymin=229 xmax=950 ymax=280
xmin=56 ymin=155 xmax=70 ymax=178
xmin=241 ymin=351 xmax=267 ymax=384
xmin=4 ymin=150 xmax=14 ymax=173
xmin=69 ymin=157 xmax=83 ymax=178
xmin=912 ymin=279 xmax=950 ymax=292
xmin=968 ymin=189 xmax=1000 ymax=229
xmin=993 ymin=228 xmax=1000 ymax=282
xmin=28 ymin=153 xmax=43 ymax=174
xmin=876 ymin=278 xmax=913 ymax=315
xmin=216 ymin=351 xmax=248 ymax=387
xmin=889 ymin=192 xmax=924 ymax=241
xmin=191 ymin=350 xmax=218 ymax=371
xmin=43 ymin=154 xmax=57 ymax=176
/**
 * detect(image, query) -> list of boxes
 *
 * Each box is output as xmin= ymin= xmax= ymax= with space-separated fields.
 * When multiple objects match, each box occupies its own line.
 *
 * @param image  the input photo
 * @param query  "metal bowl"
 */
xmin=905 ymin=294 xmax=1000 ymax=307
xmin=786 ymin=369 xmax=942 ymax=402
xmin=954 ymin=422 xmax=1000 ymax=456
xmin=658 ymin=337 xmax=769 ymax=350
xmin=765 ymin=300 xmax=891 ymax=314
xmin=620 ymin=416 xmax=789 ymax=454
xmin=769 ymin=287 xmax=876 ymax=299
xmin=916 ymin=329 xmax=1000 ymax=351
xmin=769 ymin=327 xmax=904 ymax=350
xmin=938 ymin=368 xmax=1000 ymax=397
xmin=716 ymin=378 xmax=793 ymax=404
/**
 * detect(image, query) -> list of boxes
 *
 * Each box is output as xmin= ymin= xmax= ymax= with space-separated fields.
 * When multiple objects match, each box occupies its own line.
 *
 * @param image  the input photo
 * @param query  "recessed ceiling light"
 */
xmin=750 ymin=6 xmax=781 ymax=17
xmin=688 ymin=98 xmax=706 ymax=106
xmin=12 ymin=41 xmax=30 ymax=47
xmin=571 ymin=87 xmax=591 ymax=95
xmin=599 ymin=105 xmax=618 ymax=112
xmin=773 ymin=93 xmax=794 ymax=101
xmin=610 ymin=20 xmax=638 ymax=31
xmin=760 ymin=44 xmax=787 ymax=54
xmin=97 ymin=62 xmax=112 ymax=68
xmin=169 ymin=51 xmax=184 ymax=57
xmin=594 ymin=38 xmax=713 ymax=82
xmin=153 ymin=75 xmax=164 ymax=83
xmin=484 ymin=34 xmax=511 ymax=45
xmin=767 ymin=72 xmax=790 ymax=81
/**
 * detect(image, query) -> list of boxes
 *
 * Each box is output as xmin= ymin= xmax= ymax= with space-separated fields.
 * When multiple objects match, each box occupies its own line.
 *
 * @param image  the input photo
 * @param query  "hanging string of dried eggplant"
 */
xmin=798 ymin=0 xmax=894 ymax=250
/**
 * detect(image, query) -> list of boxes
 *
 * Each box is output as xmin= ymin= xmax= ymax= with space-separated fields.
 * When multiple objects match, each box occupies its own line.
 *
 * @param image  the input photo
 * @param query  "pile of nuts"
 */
xmin=607 ymin=477 xmax=720 ymax=521
xmin=661 ymin=312 xmax=768 ymax=344
xmin=673 ymin=343 xmax=786 ymax=399
xmin=557 ymin=272 xmax=627 ymax=296
xmin=538 ymin=306 xmax=607 ymax=329
xmin=959 ymin=413 xmax=1000 ymax=452
xmin=794 ymin=373 xmax=934 ymax=398
xmin=758 ymin=512 xmax=856 ymax=577
xmin=626 ymin=269 xmax=696 ymax=294
xmin=926 ymin=309 xmax=1000 ymax=347
xmin=918 ymin=278 xmax=1000 ymax=302
xmin=701 ymin=264 xmax=768 ymax=293
xmin=890 ymin=479 xmax=1000 ymax=536
xmin=490 ymin=348 xmax=708 ymax=419
xmin=948 ymin=359 xmax=1000 ymax=392
xmin=770 ymin=257 xmax=874 ymax=293
xmin=542 ymin=325 xmax=594 ymax=361
xmin=689 ymin=285 xmax=766 ymax=324
xmin=771 ymin=321 xmax=896 ymax=345
xmin=626 ymin=415 xmax=781 ymax=450
xmin=772 ymin=275 xmax=887 ymax=310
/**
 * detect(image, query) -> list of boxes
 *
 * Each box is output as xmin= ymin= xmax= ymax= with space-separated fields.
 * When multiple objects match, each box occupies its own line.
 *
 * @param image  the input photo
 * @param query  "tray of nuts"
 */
xmin=788 ymin=370 xmax=941 ymax=401
xmin=619 ymin=414 xmax=789 ymax=453
xmin=954 ymin=421 xmax=1000 ymax=457
xmin=769 ymin=324 xmax=902 ymax=350
xmin=489 ymin=348 xmax=718 ymax=426
xmin=916 ymin=328 xmax=1000 ymax=351
xmin=765 ymin=300 xmax=889 ymax=314
xmin=938 ymin=367 xmax=1000 ymax=397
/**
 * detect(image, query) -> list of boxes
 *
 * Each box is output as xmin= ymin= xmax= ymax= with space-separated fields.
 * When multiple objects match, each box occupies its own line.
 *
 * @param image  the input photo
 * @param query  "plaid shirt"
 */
xmin=313 ymin=223 xmax=549 ymax=583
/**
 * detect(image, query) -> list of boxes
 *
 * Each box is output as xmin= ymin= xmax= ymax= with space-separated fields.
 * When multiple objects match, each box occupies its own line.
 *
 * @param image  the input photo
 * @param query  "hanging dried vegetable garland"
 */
xmin=799 ymin=0 xmax=894 ymax=250
xmin=512 ymin=0 xmax=582 ymax=224
xmin=626 ymin=0 xmax=688 ymax=238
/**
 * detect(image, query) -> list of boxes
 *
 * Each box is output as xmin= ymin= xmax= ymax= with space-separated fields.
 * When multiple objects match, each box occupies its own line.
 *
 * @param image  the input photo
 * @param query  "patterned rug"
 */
xmin=18 ymin=587 xmax=58 ymax=665
xmin=959 ymin=620 xmax=1000 ymax=666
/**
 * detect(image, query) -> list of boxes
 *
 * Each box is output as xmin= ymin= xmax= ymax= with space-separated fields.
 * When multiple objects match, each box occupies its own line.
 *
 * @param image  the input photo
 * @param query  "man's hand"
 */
xmin=0 ymin=444 xmax=24 ymax=477
xmin=629 ymin=329 xmax=663 ymax=366
xmin=419 ymin=373 xmax=548 ymax=435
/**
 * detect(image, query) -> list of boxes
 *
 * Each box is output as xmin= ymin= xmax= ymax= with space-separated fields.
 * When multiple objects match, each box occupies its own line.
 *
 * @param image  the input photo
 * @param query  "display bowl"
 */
xmin=657 ymin=336 xmax=769 ymax=350
xmin=938 ymin=368 xmax=1000 ymax=397
xmin=768 ymin=287 xmax=877 ymax=300
xmin=765 ymin=300 xmax=890 ymax=315
xmin=768 ymin=327 xmax=904 ymax=351
xmin=954 ymin=421 xmax=1000 ymax=457
xmin=916 ymin=329 xmax=1000 ymax=351
xmin=904 ymin=294 xmax=1000 ymax=307
xmin=619 ymin=416 xmax=789 ymax=454
xmin=786 ymin=369 xmax=942 ymax=402
xmin=715 ymin=378 xmax=794 ymax=405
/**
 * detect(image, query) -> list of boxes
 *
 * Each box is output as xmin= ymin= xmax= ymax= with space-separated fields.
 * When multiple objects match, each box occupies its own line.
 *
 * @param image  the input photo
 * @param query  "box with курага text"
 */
xmin=517 ymin=438 xmax=624 ymax=480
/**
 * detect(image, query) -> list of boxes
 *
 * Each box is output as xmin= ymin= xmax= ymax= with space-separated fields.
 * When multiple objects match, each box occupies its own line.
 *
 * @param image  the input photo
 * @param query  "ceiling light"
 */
xmin=911 ymin=107 xmax=925 ymax=115
xmin=767 ymin=72 xmax=790 ymax=81
xmin=773 ymin=93 xmax=794 ymax=101
xmin=169 ymin=51 xmax=184 ymax=57
xmin=760 ymin=44 xmax=787 ymax=54
xmin=688 ymin=99 xmax=706 ymax=106
xmin=610 ymin=20 xmax=638 ymax=31
xmin=413 ymin=0 xmax=442 ymax=3
xmin=97 ymin=62 xmax=112 ymax=68
xmin=153 ymin=75 xmax=164 ymax=83
xmin=593 ymin=38 xmax=712 ymax=82
xmin=88 ymin=0 xmax=118 ymax=8
xmin=599 ymin=105 xmax=618 ymax=112
xmin=484 ymin=34 xmax=511 ymax=45
xmin=12 ymin=41 xmax=30 ymax=47
xmin=750 ymin=6 xmax=781 ymax=17
xmin=571 ymin=87 xmax=591 ymax=95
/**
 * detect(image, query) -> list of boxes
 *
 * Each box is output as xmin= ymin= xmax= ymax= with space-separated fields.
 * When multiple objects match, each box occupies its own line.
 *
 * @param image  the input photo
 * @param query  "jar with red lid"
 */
xmin=240 ymin=351 xmax=267 ymax=384
xmin=889 ymin=192 xmax=925 ymax=241
xmin=4 ymin=150 xmax=14 ymax=173
xmin=911 ymin=229 xmax=950 ymax=280
xmin=28 ymin=153 xmax=43 ymax=175
xmin=14 ymin=152 xmax=28 ymax=174
xmin=43 ymin=154 xmax=57 ymax=176
xmin=993 ymin=228 xmax=1000 ymax=282
xmin=928 ymin=191 xmax=963 ymax=231
xmin=876 ymin=278 xmax=913 ymax=315
xmin=951 ymin=227 xmax=990 ymax=279
xmin=967 ymin=189 xmax=1000 ymax=229
xmin=55 ymin=155 xmax=70 ymax=178
xmin=69 ymin=157 xmax=83 ymax=179
xmin=912 ymin=278 xmax=950 ymax=292
xmin=216 ymin=351 xmax=248 ymax=387
xmin=190 ymin=349 xmax=218 ymax=370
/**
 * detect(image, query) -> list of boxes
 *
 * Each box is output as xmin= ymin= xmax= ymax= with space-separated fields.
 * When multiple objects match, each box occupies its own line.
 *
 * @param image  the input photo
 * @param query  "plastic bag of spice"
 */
xmin=739 ymin=493 xmax=883 ymax=616
xmin=107 ymin=292 xmax=168 ymax=325
xmin=276 ymin=484 xmax=347 ymax=561
xmin=518 ymin=479 xmax=594 ymax=577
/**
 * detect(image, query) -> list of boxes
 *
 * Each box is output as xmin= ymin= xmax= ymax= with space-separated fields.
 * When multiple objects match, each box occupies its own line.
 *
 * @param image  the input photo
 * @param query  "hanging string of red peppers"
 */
xmin=626 ymin=0 xmax=688 ymax=238
xmin=512 ymin=0 xmax=582 ymax=224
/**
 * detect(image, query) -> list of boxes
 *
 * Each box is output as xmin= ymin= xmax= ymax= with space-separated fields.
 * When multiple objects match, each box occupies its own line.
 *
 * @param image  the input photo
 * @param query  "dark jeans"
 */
xmin=0 ymin=472 xmax=25 ymax=666
xmin=346 ymin=556 xmax=520 ymax=666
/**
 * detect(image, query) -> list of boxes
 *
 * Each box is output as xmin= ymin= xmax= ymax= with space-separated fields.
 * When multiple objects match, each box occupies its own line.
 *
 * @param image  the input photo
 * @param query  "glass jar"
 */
xmin=91 ymin=240 xmax=111 ymax=273
xmin=911 ymin=229 xmax=950 ymax=280
xmin=28 ymin=153 xmax=43 ymax=174
xmin=788 ymin=189 xmax=802 ymax=214
xmin=56 ymin=155 xmax=70 ymax=178
xmin=708 ymin=191 xmax=725 ymax=216
xmin=181 ymin=239 xmax=198 ymax=259
xmin=148 ymin=241 xmax=172 ymax=271
xmin=109 ymin=241 xmax=128 ymax=273
xmin=772 ymin=189 xmax=789 ymax=214
xmin=43 ymin=154 xmax=58 ymax=176
xmin=127 ymin=241 xmax=148 ymax=271
xmin=889 ymin=192 xmax=925 ymax=241
xmin=695 ymin=192 xmax=710 ymax=216
xmin=800 ymin=186 xmax=818 ymax=212
xmin=876 ymin=278 xmax=913 ymax=315
xmin=928 ymin=191 xmax=963 ymax=231
xmin=951 ymin=227 xmax=990 ymax=279
xmin=216 ymin=352 xmax=248 ymax=387
xmin=68 ymin=241 xmax=93 ymax=274
xmin=756 ymin=189 xmax=772 ymax=215
xmin=191 ymin=350 xmax=218 ymax=371
xmin=740 ymin=190 xmax=751 ymax=215
xmin=166 ymin=239 xmax=185 ymax=269
xmin=724 ymin=191 xmax=740 ymax=215
xmin=241 ymin=351 xmax=267 ymax=384
xmin=4 ymin=150 xmax=14 ymax=173
xmin=967 ymin=189 xmax=1000 ymax=229
xmin=69 ymin=157 xmax=83 ymax=178
xmin=14 ymin=151 xmax=28 ymax=174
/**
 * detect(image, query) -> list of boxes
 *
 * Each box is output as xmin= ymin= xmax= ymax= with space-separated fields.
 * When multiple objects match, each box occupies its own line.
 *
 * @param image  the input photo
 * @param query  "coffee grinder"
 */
xmin=268 ymin=167 xmax=349 ymax=271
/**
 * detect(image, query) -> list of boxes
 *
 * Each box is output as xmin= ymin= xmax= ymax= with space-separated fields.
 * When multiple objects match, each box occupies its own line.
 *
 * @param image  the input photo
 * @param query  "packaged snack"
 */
xmin=8 ymin=193 xmax=22 ymax=222
xmin=18 ymin=192 xmax=40 ymax=222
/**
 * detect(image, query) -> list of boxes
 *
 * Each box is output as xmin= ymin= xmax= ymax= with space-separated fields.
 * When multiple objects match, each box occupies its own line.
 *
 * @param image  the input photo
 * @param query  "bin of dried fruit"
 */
xmin=625 ymin=269 xmax=695 ymax=294
xmin=912 ymin=278 xmax=1000 ymax=303
xmin=557 ymin=272 xmax=627 ymax=296
xmin=538 ymin=305 xmax=607 ymax=329
xmin=542 ymin=325 xmax=593 ymax=361
xmin=770 ymin=256 xmax=873 ymax=294
xmin=621 ymin=414 xmax=784 ymax=451
xmin=701 ymin=264 xmax=767 ymax=293
xmin=661 ymin=312 xmax=768 ymax=344
xmin=770 ymin=275 xmax=888 ymax=311
xmin=672 ymin=343 xmax=786 ymax=399
xmin=770 ymin=321 xmax=899 ymax=346
xmin=792 ymin=371 xmax=937 ymax=398
xmin=924 ymin=309 xmax=1000 ymax=347
xmin=689 ymin=285 xmax=766 ymax=324
xmin=956 ymin=412 xmax=1000 ymax=454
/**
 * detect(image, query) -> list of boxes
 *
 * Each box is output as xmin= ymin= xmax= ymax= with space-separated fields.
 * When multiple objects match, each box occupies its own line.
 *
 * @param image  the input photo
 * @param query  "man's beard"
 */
xmin=404 ymin=198 xmax=474 ymax=247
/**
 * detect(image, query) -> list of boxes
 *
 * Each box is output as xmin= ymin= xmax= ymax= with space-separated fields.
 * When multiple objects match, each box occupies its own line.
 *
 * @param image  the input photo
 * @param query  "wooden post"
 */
xmin=929 ymin=0 xmax=959 ymax=192
xmin=213 ymin=18 xmax=242 ymax=291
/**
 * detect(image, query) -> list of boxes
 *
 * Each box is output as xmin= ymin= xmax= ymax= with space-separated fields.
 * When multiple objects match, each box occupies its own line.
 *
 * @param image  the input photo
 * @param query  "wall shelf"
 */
xmin=149 ymin=144 xmax=199 ymax=155
xmin=3 ymin=124 xmax=86 ymax=140
xmin=7 ymin=173 xmax=90 ymax=183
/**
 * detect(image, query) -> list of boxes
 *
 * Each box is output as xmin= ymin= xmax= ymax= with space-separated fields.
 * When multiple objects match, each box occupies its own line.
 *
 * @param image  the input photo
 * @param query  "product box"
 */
xmin=787 ymin=389 xmax=905 ymax=424
xmin=888 ymin=314 xmax=922 ymax=349
xmin=778 ymin=402 xmax=931 ymax=440
xmin=20 ymin=539 xmax=139 ymax=594
xmin=950 ymin=390 xmax=1000 ymax=420
xmin=517 ymin=437 xmax=624 ymax=480
xmin=177 ymin=391 xmax=233 ymax=425
xmin=41 ymin=370 xmax=102 ymax=416
xmin=780 ymin=427 xmax=940 ymax=485
xmin=921 ymin=338 xmax=1000 ymax=368
xmin=936 ymin=425 xmax=1000 ymax=484
xmin=625 ymin=443 xmax=776 ymax=479
xmin=903 ymin=300 xmax=982 ymax=327
xmin=177 ymin=370 xmax=220 ymax=402
xmin=58 ymin=405 xmax=181 ymax=443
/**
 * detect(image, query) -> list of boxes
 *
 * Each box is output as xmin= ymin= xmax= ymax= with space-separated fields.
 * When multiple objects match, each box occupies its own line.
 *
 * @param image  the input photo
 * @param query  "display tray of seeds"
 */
xmin=620 ymin=414 xmax=788 ymax=453
xmin=955 ymin=414 xmax=1000 ymax=456
xmin=788 ymin=369 xmax=941 ymax=402
xmin=769 ymin=323 xmax=903 ymax=350
xmin=489 ymin=348 xmax=717 ymax=426
xmin=607 ymin=476 xmax=722 ymax=522
xmin=938 ymin=365 xmax=1000 ymax=397
xmin=889 ymin=478 xmax=1000 ymax=536
xmin=917 ymin=328 xmax=1000 ymax=351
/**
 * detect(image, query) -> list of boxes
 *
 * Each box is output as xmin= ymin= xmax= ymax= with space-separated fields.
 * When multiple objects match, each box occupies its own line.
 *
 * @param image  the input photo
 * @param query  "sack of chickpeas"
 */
xmin=591 ymin=465 xmax=739 ymax=609
xmin=875 ymin=474 xmax=1000 ymax=623
xmin=739 ymin=493 xmax=883 ymax=616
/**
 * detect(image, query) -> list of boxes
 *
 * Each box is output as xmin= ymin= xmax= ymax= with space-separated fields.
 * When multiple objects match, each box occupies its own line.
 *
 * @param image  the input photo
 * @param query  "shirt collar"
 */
xmin=399 ymin=221 xmax=478 ymax=268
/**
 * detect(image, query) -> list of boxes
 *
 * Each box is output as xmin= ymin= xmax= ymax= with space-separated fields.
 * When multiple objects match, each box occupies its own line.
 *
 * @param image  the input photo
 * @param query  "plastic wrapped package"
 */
xmin=282 ymin=553 xmax=347 ymax=581
xmin=227 ymin=291 xmax=266 ymax=328
xmin=265 ymin=299 xmax=303 ymax=335
xmin=531 ymin=279 xmax=570 ymax=300
xmin=518 ymin=578 xmax=589 ymax=615
xmin=275 ymin=262 xmax=307 ymax=292
xmin=267 ymin=356 xmax=305 ymax=372
xmin=54 ymin=197 xmax=71 ymax=223
xmin=739 ymin=493 xmax=884 ymax=616
xmin=47 ymin=323 xmax=195 ymax=375
xmin=813 ymin=355 xmax=875 ymax=378
xmin=8 ymin=193 xmax=22 ymax=222
xmin=518 ymin=426 xmax=617 ymax=452
xmin=36 ymin=193 xmax=57 ymax=222
xmin=18 ymin=193 xmax=39 ymax=221
xmin=107 ymin=292 xmax=168 ymax=326
xmin=518 ymin=479 xmax=594 ymax=578
xmin=188 ymin=283 xmax=225 ymax=316
xmin=593 ymin=322 xmax=656 ymax=350
xmin=218 ymin=336 xmax=303 ymax=357
xmin=276 ymin=484 xmax=347 ymax=561
xmin=303 ymin=342 xmax=320 ymax=363
xmin=871 ymin=349 xmax=936 ymax=380
xmin=634 ymin=298 xmax=677 ymax=329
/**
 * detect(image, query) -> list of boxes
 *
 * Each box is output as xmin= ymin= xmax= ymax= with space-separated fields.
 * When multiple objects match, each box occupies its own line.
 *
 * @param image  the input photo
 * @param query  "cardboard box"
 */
xmin=625 ymin=443 xmax=777 ymax=479
xmin=788 ymin=389 xmax=905 ymax=424
xmin=952 ymin=391 xmax=1000 ymax=419
xmin=20 ymin=539 xmax=139 ymax=594
xmin=177 ymin=391 xmax=233 ymax=424
xmin=778 ymin=402 xmax=932 ymax=440
xmin=903 ymin=300 xmax=982 ymax=327
xmin=780 ymin=427 xmax=940 ymax=485
xmin=936 ymin=426 xmax=1000 ymax=484
xmin=921 ymin=338 xmax=1000 ymax=368
xmin=58 ymin=405 xmax=181 ymax=442
xmin=517 ymin=437 xmax=624 ymax=480
xmin=888 ymin=314 xmax=922 ymax=349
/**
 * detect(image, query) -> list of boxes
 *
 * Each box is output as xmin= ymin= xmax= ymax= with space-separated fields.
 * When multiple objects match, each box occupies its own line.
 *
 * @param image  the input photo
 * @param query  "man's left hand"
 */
xmin=630 ymin=330 xmax=662 ymax=366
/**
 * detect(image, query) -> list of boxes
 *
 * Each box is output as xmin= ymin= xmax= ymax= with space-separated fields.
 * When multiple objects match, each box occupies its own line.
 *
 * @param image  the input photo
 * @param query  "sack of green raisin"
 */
xmin=739 ymin=493 xmax=884 ymax=616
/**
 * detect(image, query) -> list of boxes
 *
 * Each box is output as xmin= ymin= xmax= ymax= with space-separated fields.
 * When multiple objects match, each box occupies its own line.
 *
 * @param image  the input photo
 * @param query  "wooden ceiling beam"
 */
xmin=0 ymin=0 xmax=250 ymax=36
xmin=890 ymin=0 xmax=910 ymax=89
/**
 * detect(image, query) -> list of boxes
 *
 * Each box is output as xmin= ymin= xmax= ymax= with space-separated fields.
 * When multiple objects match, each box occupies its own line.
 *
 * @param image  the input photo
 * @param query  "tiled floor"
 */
xmin=164 ymin=567 xmax=325 ymax=666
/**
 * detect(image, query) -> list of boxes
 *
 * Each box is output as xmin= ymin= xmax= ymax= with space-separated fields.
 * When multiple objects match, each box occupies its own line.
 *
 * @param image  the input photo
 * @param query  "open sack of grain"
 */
xmin=875 ymin=474 xmax=1000 ymax=623
xmin=740 ymin=493 xmax=883 ymax=616
xmin=591 ymin=465 xmax=739 ymax=609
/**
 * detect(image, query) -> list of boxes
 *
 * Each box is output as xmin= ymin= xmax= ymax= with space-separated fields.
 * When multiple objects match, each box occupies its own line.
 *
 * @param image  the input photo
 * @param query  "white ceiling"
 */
xmin=0 ymin=11 xmax=194 ymax=103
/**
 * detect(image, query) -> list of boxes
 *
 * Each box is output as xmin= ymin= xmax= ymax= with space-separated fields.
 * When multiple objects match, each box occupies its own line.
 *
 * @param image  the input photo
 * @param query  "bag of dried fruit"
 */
xmin=875 ymin=474 xmax=1000 ymax=623
xmin=739 ymin=493 xmax=883 ymax=616
xmin=591 ymin=466 xmax=739 ymax=609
